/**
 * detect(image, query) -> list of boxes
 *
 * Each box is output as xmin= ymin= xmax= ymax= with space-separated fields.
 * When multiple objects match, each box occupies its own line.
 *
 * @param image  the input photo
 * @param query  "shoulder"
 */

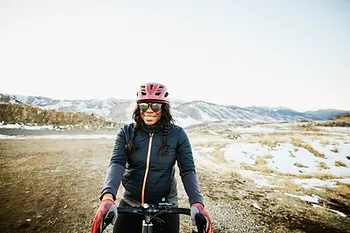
xmin=169 ymin=124 xmax=188 ymax=137
xmin=120 ymin=123 xmax=134 ymax=135
xmin=169 ymin=123 xmax=183 ymax=132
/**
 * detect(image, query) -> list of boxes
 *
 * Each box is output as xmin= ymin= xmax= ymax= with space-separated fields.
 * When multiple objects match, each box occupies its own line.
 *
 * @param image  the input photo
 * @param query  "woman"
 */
xmin=91 ymin=82 xmax=212 ymax=233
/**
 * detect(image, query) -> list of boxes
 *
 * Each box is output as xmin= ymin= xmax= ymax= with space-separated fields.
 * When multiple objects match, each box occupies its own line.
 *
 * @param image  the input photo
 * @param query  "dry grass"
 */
xmin=303 ymin=144 xmax=327 ymax=159
xmin=291 ymin=139 xmax=326 ymax=159
xmin=240 ymin=162 xmax=279 ymax=175
xmin=194 ymin=141 xmax=217 ymax=148
xmin=300 ymin=126 xmax=321 ymax=132
xmin=277 ymin=179 xmax=303 ymax=192
xmin=334 ymin=184 xmax=350 ymax=196
xmin=320 ymin=139 xmax=330 ymax=145
xmin=211 ymin=149 xmax=226 ymax=163
xmin=291 ymin=139 xmax=303 ymax=147
xmin=334 ymin=161 xmax=347 ymax=167
xmin=294 ymin=163 xmax=308 ymax=168
xmin=230 ymin=170 xmax=242 ymax=178
xmin=259 ymin=140 xmax=279 ymax=148
xmin=317 ymin=162 xmax=330 ymax=170
xmin=324 ymin=184 xmax=350 ymax=201
xmin=332 ymin=113 xmax=350 ymax=121
xmin=240 ymin=163 xmax=254 ymax=171
xmin=255 ymin=156 xmax=268 ymax=166
xmin=299 ymin=173 xmax=341 ymax=180
xmin=331 ymin=147 xmax=339 ymax=153
xmin=202 ymin=143 xmax=229 ymax=164
xmin=256 ymin=166 xmax=277 ymax=174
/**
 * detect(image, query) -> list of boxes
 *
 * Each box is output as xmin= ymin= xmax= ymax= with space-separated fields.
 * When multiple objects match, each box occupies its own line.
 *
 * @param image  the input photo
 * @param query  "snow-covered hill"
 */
xmin=1 ymin=93 xmax=349 ymax=128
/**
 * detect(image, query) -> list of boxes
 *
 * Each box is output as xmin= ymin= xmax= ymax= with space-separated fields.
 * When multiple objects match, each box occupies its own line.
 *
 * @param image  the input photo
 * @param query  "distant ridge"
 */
xmin=1 ymin=93 xmax=349 ymax=128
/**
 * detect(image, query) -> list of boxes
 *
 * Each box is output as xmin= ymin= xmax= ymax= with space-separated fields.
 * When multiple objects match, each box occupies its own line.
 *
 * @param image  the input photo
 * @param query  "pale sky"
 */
xmin=0 ymin=0 xmax=349 ymax=111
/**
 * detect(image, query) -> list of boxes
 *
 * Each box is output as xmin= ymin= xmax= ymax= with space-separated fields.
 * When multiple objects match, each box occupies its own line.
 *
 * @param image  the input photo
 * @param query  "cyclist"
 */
xmin=91 ymin=82 xmax=212 ymax=233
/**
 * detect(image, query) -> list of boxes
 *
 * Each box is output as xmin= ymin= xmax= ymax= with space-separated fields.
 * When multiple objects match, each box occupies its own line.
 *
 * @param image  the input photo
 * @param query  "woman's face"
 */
xmin=138 ymin=102 xmax=162 ymax=126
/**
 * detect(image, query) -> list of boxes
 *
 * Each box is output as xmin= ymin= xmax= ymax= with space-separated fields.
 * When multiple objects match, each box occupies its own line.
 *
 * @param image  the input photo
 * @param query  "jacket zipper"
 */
xmin=141 ymin=133 xmax=153 ymax=205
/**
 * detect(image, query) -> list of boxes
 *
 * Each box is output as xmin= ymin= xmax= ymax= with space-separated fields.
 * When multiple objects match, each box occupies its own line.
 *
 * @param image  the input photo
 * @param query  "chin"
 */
xmin=145 ymin=121 xmax=156 ymax=126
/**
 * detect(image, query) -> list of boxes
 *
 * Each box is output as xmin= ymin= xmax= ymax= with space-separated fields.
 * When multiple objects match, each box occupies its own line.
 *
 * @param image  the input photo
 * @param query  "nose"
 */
xmin=146 ymin=106 xmax=154 ymax=112
xmin=145 ymin=105 xmax=153 ymax=112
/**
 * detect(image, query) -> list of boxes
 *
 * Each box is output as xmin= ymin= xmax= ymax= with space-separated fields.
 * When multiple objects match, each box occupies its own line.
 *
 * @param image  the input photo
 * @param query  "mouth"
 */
xmin=143 ymin=115 xmax=157 ymax=120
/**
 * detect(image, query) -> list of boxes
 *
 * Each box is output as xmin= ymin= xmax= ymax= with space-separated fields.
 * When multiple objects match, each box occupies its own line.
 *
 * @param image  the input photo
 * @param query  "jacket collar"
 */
xmin=140 ymin=120 xmax=163 ymax=134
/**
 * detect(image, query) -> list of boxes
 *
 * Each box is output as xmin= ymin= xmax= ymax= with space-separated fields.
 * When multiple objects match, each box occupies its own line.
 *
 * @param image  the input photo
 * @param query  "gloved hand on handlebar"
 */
xmin=191 ymin=203 xmax=212 ymax=233
xmin=91 ymin=199 xmax=117 ymax=233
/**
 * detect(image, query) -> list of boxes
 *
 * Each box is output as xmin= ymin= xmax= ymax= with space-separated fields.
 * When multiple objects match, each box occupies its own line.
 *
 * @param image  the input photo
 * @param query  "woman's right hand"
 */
xmin=91 ymin=196 xmax=116 ymax=233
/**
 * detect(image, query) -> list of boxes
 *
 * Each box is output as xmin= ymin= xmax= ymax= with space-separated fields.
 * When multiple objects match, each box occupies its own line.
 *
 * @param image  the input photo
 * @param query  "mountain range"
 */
xmin=1 ymin=93 xmax=349 ymax=128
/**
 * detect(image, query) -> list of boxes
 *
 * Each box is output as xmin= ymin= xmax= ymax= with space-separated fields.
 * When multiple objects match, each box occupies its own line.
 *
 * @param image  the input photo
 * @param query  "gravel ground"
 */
xmin=1 ymin=127 xmax=349 ymax=233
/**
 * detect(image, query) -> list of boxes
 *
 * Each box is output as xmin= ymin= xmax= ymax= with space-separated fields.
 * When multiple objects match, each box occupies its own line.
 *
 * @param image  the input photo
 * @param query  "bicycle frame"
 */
xmin=101 ymin=202 xmax=205 ymax=233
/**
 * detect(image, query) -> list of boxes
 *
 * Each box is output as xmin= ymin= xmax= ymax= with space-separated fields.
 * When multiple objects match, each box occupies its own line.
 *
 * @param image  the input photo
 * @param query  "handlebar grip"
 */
xmin=168 ymin=207 xmax=191 ymax=216
xmin=195 ymin=212 xmax=207 ymax=233
xmin=117 ymin=207 xmax=142 ymax=213
xmin=101 ymin=210 xmax=116 ymax=232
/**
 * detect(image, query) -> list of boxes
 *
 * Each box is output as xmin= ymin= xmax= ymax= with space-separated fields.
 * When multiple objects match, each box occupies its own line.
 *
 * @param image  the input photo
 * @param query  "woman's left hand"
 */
xmin=190 ymin=203 xmax=213 ymax=233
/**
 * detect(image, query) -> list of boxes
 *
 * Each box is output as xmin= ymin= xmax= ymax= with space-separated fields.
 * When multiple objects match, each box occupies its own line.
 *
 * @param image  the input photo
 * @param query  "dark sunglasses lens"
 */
xmin=138 ymin=103 xmax=149 ymax=112
xmin=151 ymin=103 xmax=162 ymax=112
xmin=139 ymin=103 xmax=162 ymax=112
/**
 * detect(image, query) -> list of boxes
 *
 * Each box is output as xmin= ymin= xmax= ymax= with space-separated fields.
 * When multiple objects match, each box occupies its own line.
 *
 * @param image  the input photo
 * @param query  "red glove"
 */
xmin=191 ymin=203 xmax=212 ymax=233
xmin=91 ymin=199 xmax=116 ymax=233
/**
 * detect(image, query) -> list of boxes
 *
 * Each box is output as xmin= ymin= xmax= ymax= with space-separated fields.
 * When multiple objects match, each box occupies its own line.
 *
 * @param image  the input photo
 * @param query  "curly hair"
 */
xmin=125 ymin=103 xmax=175 ymax=156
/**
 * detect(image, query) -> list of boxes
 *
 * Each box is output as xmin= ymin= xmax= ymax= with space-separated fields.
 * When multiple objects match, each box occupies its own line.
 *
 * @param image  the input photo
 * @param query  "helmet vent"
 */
xmin=164 ymin=92 xmax=169 ymax=97
xmin=150 ymin=84 xmax=154 ymax=89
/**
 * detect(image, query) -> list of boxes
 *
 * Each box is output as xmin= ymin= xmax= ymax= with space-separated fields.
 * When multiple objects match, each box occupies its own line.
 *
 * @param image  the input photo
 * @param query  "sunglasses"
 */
xmin=138 ymin=102 xmax=163 ymax=112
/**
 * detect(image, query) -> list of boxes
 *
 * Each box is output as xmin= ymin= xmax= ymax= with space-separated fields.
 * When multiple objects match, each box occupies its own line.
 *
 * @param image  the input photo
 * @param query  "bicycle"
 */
xmin=101 ymin=202 xmax=208 ymax=233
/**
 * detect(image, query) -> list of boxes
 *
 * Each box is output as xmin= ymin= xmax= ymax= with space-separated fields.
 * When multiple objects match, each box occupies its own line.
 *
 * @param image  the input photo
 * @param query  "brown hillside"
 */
xmin=0 ymin=103 xmax=121 ymax=131
xmin=331 ymin=113 xmax=350 ymax=122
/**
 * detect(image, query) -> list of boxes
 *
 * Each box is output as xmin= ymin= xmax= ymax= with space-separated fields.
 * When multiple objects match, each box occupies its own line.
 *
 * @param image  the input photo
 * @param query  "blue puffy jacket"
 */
xmin=101 ymin=123 xmax=204 ymax=206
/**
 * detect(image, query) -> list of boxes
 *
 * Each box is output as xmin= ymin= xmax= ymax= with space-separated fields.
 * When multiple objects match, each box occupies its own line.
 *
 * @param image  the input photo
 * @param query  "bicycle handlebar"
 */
xmin=101 ymin=202 xmax=206 ymax=233
xmin=117 ymin=205 xmax=191 ymax=216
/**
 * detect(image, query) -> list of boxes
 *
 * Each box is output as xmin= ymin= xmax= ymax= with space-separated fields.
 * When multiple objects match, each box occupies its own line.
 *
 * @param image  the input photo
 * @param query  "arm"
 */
xmin=176 ymin=128 xmax=204 ymax=205
xmin=100 ymin=126 xmax=128 ymax=201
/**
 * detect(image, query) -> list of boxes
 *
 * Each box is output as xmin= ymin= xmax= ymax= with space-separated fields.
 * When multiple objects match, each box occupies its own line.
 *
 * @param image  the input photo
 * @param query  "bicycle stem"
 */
xmin=142 ymin=218 xmax=153 ymax=233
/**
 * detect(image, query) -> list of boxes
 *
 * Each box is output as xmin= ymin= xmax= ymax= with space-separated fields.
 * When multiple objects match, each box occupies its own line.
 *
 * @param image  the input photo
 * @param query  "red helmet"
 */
xmin=136 ymin=82 xmax=169 ymax=103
